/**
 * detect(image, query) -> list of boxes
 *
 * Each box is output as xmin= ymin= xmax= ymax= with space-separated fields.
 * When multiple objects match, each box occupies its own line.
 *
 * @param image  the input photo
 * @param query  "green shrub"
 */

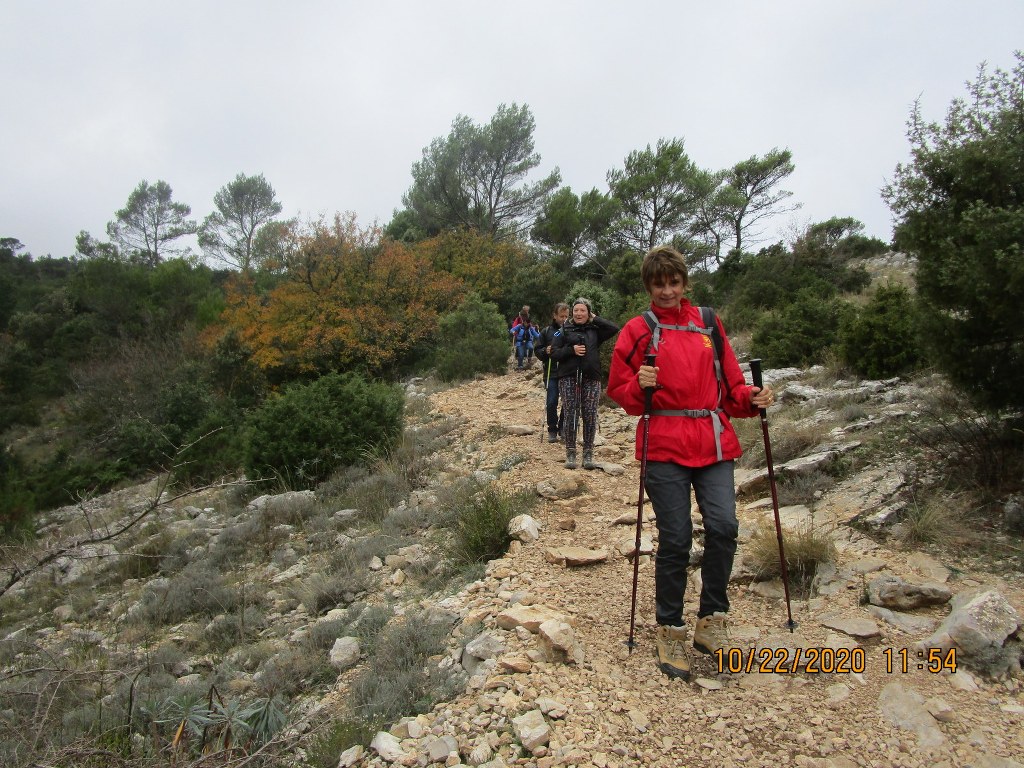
xmin=433 ymin=292 xmax=510 ymax=382
xmin=244 ymin=372 xmax=403 ymax=489
xmin=131 ymin=562 xmax=240 ymax=625
xmin=348 ymin=603 xmax=394 ymax=655
xmin=0 ymin=449 xmax=35 ymax=535
xmin=839 ymin=283 xmax=923 ymax=379
xmin=751 ymin=288 xmax=852 ymax=367
xmin=445 ymin=484 xmax=534 ymax=566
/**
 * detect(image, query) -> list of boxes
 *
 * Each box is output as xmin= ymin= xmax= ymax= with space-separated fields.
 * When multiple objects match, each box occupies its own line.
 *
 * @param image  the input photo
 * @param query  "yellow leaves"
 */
xmin=415 ymin=227 xmax=525 ymax=304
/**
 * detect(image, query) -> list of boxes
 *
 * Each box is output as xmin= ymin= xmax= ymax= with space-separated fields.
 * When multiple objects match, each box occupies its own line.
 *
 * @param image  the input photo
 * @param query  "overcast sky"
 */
xmin=2 ymin=1 xmax=1021 ymax=260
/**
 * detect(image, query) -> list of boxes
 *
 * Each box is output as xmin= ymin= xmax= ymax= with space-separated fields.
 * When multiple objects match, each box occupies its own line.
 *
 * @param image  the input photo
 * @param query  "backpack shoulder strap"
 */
xmin=699 ymin=307 xmax=724 ymax=369
xmin=700 ymin=306 xmax=725 ymax=406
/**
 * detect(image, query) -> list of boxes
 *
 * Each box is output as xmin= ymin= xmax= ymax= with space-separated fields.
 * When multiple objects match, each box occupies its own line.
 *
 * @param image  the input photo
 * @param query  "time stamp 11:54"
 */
xmin=883 ymin=647 xmax=958 ymax=674
xmin=712 ymin=646 xmax=958 ymax=674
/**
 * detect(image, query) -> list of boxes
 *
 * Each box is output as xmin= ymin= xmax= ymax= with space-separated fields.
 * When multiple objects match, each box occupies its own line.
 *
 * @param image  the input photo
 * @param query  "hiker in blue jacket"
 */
xmin=511 ymin=321 xmax=540 ymax=370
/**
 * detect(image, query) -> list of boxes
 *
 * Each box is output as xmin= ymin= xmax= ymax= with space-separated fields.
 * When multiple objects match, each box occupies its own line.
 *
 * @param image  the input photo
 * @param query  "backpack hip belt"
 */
xmin=650 ymin=407 xmax=725 ymax=461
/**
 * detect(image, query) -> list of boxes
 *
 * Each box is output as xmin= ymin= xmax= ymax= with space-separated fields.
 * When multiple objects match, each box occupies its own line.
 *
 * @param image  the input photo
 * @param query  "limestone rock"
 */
xmin=337 ymin=744 xmax=364 ymax=767
xmin=370 ymin=731 xmax=407 ymax=761
xmin=535 ymin=696 xmax=567 ymax=718
xmin=544 ymin=546 xmax=608 ymax=567
xmin=537 ymin=619 xmax=584 ymax=665
xmin=465 ymin=631 xmax=506 ymax=661
xmin=617 ymin=534 xmax=653 ymax=559
xmin=536 ymin=477 xmax=581 ymax=500
xmin=867 ymin=605 xmax=938 ymax=635
xmin=867 ymin=574 xmax=952 ymax=610
xmin=328 ymin=636 xmax=360 ymax=670
xmin=878 ymin=681 xmax=944 ymax=748
xmin=495 ymin=604 xmax=564 ymax=633
xmin=819 ymin=613 xmax=882 ymax=640
xmin=508 ymin=514 xmax=541 ymax=542
xmin=918 ymin=589 xmax=1023 ymax=678
xmin=512 ymin=709 xmax=550 ymax=752
xmin=506 ymin=424 xmax=537 ymax=436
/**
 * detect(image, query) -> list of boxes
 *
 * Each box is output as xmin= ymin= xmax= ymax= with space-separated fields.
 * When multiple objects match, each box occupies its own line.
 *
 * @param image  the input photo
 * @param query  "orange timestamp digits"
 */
xmin=713 ymin=646 xmax=866 ymax=674
xmin=882 ymin=646 xmax=958 ymax=674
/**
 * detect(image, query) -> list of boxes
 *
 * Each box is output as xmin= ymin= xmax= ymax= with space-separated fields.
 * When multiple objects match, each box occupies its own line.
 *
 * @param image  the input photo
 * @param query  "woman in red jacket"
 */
xmin=607 ymin=245 xmax=774 ymax=681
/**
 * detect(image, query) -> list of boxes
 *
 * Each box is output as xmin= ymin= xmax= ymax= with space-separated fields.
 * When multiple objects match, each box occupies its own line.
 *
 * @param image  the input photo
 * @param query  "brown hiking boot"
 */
xmin=693 ymin=612 xmax=731 ymax=655
xmin=655 ymin=624 xmax=691 ymax=680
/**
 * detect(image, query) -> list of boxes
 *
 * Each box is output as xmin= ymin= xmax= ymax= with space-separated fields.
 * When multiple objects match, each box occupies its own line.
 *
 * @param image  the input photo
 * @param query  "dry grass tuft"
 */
xmin=746 ymin=518 xmax=837 ymax=596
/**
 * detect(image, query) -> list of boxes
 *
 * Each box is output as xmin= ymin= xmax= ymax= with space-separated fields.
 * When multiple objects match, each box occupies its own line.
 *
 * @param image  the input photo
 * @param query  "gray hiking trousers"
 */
xmin=646 ymin=460 xmax=738 ymax=626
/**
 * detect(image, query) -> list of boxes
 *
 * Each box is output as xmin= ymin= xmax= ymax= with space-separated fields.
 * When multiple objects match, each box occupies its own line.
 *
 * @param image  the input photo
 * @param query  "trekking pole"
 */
xmin=575 ymin=366 xmax=583 ymax=449
xmin=626 ymin=353 xmax=656 ymax=652
xmin=749 ymin=358 xmax=797 ymax=632
xmin=541 ymin=357 xmax=552 ymax=443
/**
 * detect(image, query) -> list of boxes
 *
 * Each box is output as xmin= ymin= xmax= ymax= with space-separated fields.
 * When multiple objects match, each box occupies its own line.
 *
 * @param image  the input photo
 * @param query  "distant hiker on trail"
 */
xmin=607 ymin=244 xmax=774 ymax=682
xmin=535 ymin=302 xmax=570 ymax=442
xmin=511 ymin=305 xmax=530 ymax=330
xmin=551 ymin=298 xmax=619 ymax=469
xmin=510 ymin=305 xmax=532 ymax=366
xmin=511 ymin=321 xmax=540 ymax=370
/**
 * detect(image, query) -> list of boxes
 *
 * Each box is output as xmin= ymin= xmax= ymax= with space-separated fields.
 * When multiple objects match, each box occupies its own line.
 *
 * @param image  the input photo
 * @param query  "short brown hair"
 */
xmin=641 ymin=245 xmax=690 ymax=292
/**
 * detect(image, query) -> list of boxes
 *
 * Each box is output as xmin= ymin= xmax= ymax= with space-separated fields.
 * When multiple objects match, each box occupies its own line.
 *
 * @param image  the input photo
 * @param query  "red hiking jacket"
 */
xmin=606 ymin=300 xmax=759 ymax=467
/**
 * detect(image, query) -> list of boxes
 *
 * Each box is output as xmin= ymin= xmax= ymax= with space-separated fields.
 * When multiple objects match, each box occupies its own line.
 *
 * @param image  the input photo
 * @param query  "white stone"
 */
xmin=512 ymin=709 xmax=550 ymax=752
xmin=369 ymin=731 xmax=406 ymax=761
xmin=509 ymin=514 xmax=541 ymax=542
xmin=328 ymin=637 xmax=360 ymax=670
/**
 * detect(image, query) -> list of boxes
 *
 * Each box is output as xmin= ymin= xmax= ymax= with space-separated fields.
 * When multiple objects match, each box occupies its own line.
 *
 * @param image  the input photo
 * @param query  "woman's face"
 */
xmin=648 ymin=273 xmax=685 ymax=309
xmin=554 ymin=307 xmax=569 ymax=325
xmin=572 ymin=303 xmax=590 ymax=324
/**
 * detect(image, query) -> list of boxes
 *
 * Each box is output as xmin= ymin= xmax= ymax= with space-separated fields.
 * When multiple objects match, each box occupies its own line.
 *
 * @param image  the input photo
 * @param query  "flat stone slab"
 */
xmin=495 ymin=604 xmax=565 ymax=633
xmin=820 ymin=613 xmax=882 ymax=639
xmin=545 ymin=546 xmax=609 ymax=567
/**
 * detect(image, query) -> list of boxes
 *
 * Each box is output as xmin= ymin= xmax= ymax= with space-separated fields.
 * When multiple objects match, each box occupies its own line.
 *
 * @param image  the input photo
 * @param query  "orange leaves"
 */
xmin=211 ymin=215 xmax=463 ymax=378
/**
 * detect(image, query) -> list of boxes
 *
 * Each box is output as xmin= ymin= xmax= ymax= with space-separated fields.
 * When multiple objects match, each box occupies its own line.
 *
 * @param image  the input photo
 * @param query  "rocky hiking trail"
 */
xmin=349 ymin=363 xmax=1024 ymax=768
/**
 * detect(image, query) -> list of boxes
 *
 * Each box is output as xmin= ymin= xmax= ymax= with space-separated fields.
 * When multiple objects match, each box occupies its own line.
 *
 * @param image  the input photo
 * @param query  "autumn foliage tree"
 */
xmin=414 ymin=227 xmax=526 ymax=306
xmin=215 ymin=215 xmax=461 ymax=379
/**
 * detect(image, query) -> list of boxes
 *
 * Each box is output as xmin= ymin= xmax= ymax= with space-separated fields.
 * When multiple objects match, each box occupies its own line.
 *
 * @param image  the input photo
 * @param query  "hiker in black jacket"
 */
xmin=535 ymin=302 xmax=570 ymax=442
xmin=550 ymin=297 xmax=619 ymax=469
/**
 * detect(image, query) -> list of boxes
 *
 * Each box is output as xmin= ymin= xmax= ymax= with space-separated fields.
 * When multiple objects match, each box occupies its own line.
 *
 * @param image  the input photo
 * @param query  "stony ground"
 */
xmin=389 ymin=362 xmax=1024 ymax=768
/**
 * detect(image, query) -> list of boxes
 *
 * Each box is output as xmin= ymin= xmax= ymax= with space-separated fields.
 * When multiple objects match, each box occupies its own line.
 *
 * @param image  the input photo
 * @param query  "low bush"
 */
xmin=839 ymin=283 xmax=923 ymax=378
xmin=347 ymin=611 xmax=459 ymax=723
xmin=244 ymin=372 xmax=404 ymax=489
xmin=896 ymin=490 xmax=965 ymax=547
xmin=444 ymin=483 xmax=534 ymax=566
xmin=306 ymin=718 xmax=379 ymax=768
xmin=129 ymin=561 xmax=240 ymax=625
xmin=433 ymin=292 xmax=510 ymax=382
xmin=751 ymin=288 xmax=852 ymax=368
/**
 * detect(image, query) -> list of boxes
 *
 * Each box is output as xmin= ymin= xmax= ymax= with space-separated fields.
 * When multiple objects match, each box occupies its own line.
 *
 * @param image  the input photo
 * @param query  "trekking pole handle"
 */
xmin=643 ymin=354 xmax=656 ymax=411
xmin=750 ymin=358 xmax=765 ymax=415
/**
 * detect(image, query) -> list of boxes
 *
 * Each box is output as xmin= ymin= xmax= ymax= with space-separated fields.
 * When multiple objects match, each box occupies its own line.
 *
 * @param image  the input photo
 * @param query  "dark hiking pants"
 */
xmin=645 ymin=460 xmax=738 ymax=626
